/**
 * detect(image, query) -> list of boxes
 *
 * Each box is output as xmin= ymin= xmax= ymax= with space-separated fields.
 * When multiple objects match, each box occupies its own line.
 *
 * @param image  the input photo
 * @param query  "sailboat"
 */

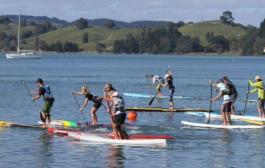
xmin=5 ymin=15 xmax=41 ymax=59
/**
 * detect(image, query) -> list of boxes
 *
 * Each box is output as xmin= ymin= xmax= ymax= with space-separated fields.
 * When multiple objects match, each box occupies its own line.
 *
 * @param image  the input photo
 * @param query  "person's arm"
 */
xmin=248 ymin=80 xmax=258 ymax=94
xmin=32 ymin=94 xmax=41 ymax=101
xmin=80 ymin=98 xmax=88 ymax=111
xmin=211 ymin=92 xmax=222 ymax=102
xmin=32 ymin=87 xmax=43 ymax=101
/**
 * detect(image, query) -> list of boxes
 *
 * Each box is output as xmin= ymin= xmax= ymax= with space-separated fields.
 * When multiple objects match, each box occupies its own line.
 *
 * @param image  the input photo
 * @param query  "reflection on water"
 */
xmin=37 ymin=131 xmax=54 ymax=168
xmin=106 ymin=146 xmax=126 ymax=168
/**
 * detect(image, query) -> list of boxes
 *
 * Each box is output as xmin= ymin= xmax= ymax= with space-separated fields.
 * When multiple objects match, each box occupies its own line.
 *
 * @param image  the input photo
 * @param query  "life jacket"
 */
xmin=44 ymin=85 xmax=54 ymax=101
xmin=112 ymin=92 xmax=125 ymax=113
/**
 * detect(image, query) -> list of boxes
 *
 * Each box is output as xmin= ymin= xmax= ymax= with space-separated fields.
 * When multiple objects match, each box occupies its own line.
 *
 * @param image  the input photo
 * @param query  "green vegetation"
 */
xmin=25 ymin=26 xmax=139 ymax=51
xmin=0 ymin=11 xmax=264 ymax=55
xmin=179 ymin=21 xmax=247 ymax=45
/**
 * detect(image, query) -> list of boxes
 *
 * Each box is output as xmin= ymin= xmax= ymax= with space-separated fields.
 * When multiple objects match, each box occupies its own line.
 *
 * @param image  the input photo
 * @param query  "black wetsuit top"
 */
xmin=85 ymin=93 xmax=101 ymax=103
xmin=167 ymin=77 xmax=175 ymax=89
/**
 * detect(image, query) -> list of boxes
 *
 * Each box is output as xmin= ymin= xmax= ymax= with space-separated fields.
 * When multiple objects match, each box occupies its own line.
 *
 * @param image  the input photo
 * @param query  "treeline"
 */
xmin=113 ymin=12 xmax=265 ymax=55
xmin=113 ymin=25 xmax=230 ymax=54
xmin=39 ymin=41 xmax=79 ymax=52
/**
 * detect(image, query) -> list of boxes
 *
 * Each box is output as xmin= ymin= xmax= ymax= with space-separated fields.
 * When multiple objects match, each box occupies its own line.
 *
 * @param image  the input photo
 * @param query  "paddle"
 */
xmin=207 ymin=82 xmax=213 ymax=124
xmin=242 ymin=82 xmax=250 ymax=115
xmin=71 ymin=92 xmax=87 ymax=125
xmin=148 ymin=90 xmax=158 ymax=106
xmin=21 ymin=80 xmax=45 ymax=122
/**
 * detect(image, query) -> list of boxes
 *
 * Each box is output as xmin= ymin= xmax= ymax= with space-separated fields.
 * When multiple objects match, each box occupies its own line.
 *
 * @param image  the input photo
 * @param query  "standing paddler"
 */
xmin=32 ymin=78 xmax=54 ymax=125
xmin=162 ymin=68 xmax=175 ymax=109
xmin=210 ymin=79 xmax=232 ymax=125
xmin=248 ymin=76 xmax=265 ymax=118
xmin=104 ymin=83 xmax=128 ymax=139
xmin=72 ymin=86 xmax=103 ymax=125
xmin=222 ymin=76 xmax=238 ymax=114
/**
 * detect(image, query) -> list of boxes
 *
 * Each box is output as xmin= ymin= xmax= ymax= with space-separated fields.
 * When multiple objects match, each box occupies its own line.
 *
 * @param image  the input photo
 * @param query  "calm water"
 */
xmin=0 ymin=53 xmax=264 ymax=168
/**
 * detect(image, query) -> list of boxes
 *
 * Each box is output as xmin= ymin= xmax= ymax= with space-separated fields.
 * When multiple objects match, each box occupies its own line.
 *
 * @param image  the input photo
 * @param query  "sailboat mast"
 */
xmin=17 ymin=15 xmax=20 ymax=53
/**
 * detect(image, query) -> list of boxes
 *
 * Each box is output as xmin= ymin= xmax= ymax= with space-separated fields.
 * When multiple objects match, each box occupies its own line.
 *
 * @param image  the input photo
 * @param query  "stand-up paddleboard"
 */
xmin=0 ymin=120 xmax=46 ymax=129
xmin=38 ymin=120 xmax=109 ymax=128
xmin=48 ymin=127 xmax=175 ymax=140
xmin=40 ymin=120 xmax=139 ymax=130
xmin=67 ymin=132 xmax=167 ymax=147
xmin=202 ymin=113 xmax=265 ymax=122
xmin=181 ymin=121 xmax=265 ymax=129
xmin=123 ymin=92 xmax=190 ymax=99
xmin=126 ymin=107 xmax=212 ymax=113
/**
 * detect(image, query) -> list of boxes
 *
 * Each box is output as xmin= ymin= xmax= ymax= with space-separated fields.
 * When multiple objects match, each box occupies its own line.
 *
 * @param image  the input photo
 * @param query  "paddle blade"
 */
xmin=148 ymin=96 xmax=156 ymax=106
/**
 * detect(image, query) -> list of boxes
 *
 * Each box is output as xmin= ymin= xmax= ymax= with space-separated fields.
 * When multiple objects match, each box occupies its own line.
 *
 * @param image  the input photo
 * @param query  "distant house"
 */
xmin=263 ymin=47 xmax=265 ymax=54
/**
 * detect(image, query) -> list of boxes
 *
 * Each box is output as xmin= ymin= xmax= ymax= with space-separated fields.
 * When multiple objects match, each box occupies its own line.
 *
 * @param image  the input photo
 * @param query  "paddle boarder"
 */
xmin=72 ymin=86 xmax=103 ymax=125
xmin=211 ymin=79 xmax=232 ymax=125
xmin=104 ymin=83 xmax=128 ymax=139
xmin=162 ymin=68 xmax=175 ymax=109
xmin=222 ymin=76 xmax=238 ymax=114
xmin=32 ymin=78 xmax=54 ymax=125
xmin=248 ymin=76 xmax=265 ymax=118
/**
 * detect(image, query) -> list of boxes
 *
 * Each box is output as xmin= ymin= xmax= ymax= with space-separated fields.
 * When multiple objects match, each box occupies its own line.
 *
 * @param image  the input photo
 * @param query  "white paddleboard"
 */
xmin=68 ymin=132 xmax=167 ymax=147
xmin=204 ymin=113 xmax=265 ymax=122
xmin=123 ymin=92 xmax=190 ymax=99
xmin=181 ymin=121 xmax=265 ymax=129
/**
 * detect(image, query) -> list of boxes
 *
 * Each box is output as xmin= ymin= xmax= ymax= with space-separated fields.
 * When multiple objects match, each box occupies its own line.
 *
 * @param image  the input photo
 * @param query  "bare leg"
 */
xmin=90 ymin=107 xmax=98 ymax=125
xmin=221 ymin=112 xmax=227 ymax=125
xmin=261 ymin=107 xmax=265 ymax=118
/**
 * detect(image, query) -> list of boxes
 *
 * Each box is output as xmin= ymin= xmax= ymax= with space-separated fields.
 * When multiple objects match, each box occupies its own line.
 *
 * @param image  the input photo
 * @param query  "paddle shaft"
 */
xmin=21 ymin=80 xmax=45 ymax=122
xmin=148 ymin=90 xmax=159 ymax=106
xmin=207 ymin=82 xmax=213 ymax=124
xmin=72 ymin=93 xmax=87 ymax=123
xmin=242 ymin=82 xmax=250 ymax=115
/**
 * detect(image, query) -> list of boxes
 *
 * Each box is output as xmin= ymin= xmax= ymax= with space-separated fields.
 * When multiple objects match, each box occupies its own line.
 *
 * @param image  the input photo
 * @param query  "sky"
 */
xmin=0 ymin=0 xmax=264 ymax=26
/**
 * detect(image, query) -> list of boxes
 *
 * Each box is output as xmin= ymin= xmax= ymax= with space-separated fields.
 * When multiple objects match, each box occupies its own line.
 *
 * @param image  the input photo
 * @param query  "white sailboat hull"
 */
xmin=6 ymin=52 xmax=41 ymax=59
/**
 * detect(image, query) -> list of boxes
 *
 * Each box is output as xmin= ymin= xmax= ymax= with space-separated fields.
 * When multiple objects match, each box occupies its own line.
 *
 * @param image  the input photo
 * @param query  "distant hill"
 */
xmin=3 ymin=15 xmax=69 ymax=26
xmin=23 ymin=20 xmax=248 ymax=52
xmin=179 ymin=20 xmax=247 ymax=45
xmin=86 ymin=18 xmax=174 ymax=28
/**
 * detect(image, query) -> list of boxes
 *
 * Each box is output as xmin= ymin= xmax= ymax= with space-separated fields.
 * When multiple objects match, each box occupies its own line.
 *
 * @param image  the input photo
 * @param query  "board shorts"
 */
xmin=43 ymin=100 xmax=54 ymax=114
xmin=257 ymin=98 xmax=265 ymax=108
xmin=221 ymin=101 xmax=232 ymax=113
xmin=112 ymin=112 xmax=126 ymax=127
xmin=169 ymin=86 xmax=175 ymax=102
xmin=93 ymin=101 xmax=102 ymax=109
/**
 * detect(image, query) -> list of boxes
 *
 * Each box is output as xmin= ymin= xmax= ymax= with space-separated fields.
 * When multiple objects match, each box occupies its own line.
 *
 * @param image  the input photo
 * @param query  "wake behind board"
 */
xmin=181 ymin=121 xmax=265 ymax=129
xmin=126 ymin=107 xmax=212 ymax=112
xmin=123 ymin=92 xmax=190 ymax=99
xmin=68 ymin=132 xmax=167 ymax=147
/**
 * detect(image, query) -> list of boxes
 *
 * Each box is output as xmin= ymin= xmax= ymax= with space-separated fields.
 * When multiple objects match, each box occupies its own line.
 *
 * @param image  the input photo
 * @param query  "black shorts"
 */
xmin=222 ymin=101 xmax=232 ymax=113
xmin=169 ymin=87 xmax=175 ymax=102
xmin=112 ymin=113 xmax=126 ymax=127
xmin=257 ymin=98 xmax=265 ymax=108
xmin=93 ymin=101 xmax=102 ymax=109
